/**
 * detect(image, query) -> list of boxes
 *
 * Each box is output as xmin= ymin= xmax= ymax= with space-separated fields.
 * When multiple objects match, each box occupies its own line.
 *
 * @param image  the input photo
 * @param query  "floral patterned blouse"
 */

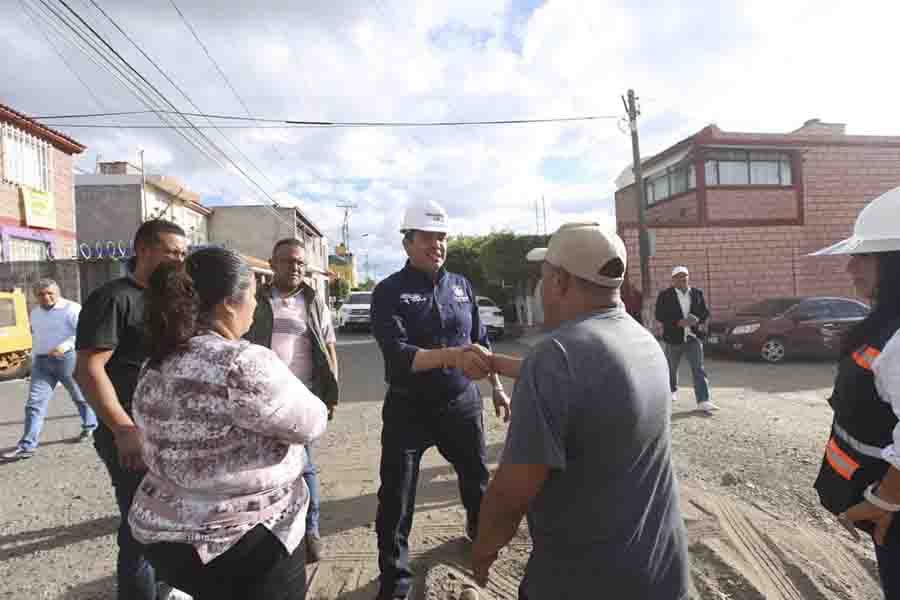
xmin=128 ymin=332 xmax=328 ymax=563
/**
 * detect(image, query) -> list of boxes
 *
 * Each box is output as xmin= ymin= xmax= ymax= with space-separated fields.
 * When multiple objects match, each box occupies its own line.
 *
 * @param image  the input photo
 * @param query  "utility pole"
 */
xmin=542 ymin=195 xmax=548 ymax=236
xmin=623 ymin=89 xmax=652 ymax=325
xmin=139 ymin=149 xmax=147 ymax=225
xmin=337 ymin=204 xmax=357 ymax=251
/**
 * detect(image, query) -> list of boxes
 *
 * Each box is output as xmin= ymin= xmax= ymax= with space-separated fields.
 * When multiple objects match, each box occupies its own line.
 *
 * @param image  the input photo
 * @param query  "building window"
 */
xmin=645 ymin=162 xmax=696 ymax=206
xmin=705 ymin=150 xmax=792 ymax=186
xmin=1 ymin=123 xmax=52 ymax=192
xmin=7 ymin=236 xmax=51 ymax=261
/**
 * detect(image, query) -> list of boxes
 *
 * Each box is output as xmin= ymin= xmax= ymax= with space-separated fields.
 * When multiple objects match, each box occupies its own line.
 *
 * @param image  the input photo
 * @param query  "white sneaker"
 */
xmin=672 ymin=392 xmax=678 ymax=402
xmin=159 ymin=584 xmax=193 ymax=600
xmin=698 ymin=401 xmax=720 ymax=413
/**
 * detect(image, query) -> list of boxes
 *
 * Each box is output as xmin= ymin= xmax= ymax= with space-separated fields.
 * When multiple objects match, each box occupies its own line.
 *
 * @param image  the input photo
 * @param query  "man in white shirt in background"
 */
xmin=2 ymin=278 xmax=97 ymax=460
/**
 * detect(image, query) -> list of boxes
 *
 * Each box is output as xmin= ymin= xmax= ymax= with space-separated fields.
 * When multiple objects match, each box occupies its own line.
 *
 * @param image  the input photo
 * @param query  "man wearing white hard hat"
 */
xmin=370 ymin=199 xmax=511 ymax=600
xmin=655 ymin=265 xmax=716 ymax=413
xmin=809 ymin=186 xmax=900 ymax=599
xmin=471 ymin=223 xmax=689 ymax=600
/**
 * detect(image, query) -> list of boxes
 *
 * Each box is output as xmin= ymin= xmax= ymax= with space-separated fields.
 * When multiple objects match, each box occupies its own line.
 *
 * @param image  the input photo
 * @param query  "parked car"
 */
xmin=477 ymin=296 xmax=505 ymax=339
xmin=337 ymin=291 xmax=373 ymax=332
xmin=706 ymin=296 xmax=869 ymax=363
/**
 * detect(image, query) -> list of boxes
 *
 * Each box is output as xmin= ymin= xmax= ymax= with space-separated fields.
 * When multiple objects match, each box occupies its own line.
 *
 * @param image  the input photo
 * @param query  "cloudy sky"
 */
xmin=2 ymin=0 xmax=898 ymax=278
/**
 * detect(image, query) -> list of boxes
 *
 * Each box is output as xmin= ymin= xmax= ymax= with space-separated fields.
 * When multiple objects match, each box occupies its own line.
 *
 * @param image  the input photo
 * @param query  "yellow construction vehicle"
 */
xmin=0 ymin=288 xmax=32 ymax=380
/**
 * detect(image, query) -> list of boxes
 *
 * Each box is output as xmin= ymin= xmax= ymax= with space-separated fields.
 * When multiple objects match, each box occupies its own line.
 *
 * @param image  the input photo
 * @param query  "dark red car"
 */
xmin=705 ymin=297 xmax=870 ymax=363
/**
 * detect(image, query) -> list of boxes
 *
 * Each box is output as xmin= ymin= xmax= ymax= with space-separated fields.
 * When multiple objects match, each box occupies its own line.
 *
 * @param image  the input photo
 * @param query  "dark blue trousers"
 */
xmin=95 ymin=426 xmax=157 ymax=600
xmin=375 ymin=383 xmax=488 ymax=599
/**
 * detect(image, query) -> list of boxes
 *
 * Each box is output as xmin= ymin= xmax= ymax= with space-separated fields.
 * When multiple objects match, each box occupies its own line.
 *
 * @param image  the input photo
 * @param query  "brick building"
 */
xmin=0 ymin=103 xmax=85 ymax=261
xmin=615 ymin=119 xmax=900 ymax=320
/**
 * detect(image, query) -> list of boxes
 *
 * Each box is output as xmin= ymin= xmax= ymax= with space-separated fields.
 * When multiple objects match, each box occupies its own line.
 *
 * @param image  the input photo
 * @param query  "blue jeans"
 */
xmin=665 ymin=337 xmax=710 ymax=404
xmin=303 ymin=444 xmax=321 ymax=538
xmin=95 ymin=427 xmax=157 ymax=600
xmin=19 ymin=351 xmax=97 ymax=451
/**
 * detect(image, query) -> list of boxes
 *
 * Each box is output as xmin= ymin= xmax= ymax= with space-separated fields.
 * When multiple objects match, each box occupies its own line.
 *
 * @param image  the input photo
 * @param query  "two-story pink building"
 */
xmin=0 ymin=103 xmax=85 ymax=261
xmin=615 ymin=119 xmax=900 ymax=318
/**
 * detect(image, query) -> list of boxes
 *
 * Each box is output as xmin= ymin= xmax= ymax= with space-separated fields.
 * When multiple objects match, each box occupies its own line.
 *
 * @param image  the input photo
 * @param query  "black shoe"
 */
xmin=306 ymin=534 xmax=323 ymax=563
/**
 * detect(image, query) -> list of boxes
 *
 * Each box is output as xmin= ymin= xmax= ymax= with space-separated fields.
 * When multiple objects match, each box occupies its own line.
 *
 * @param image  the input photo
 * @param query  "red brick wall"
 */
xmin=619 ymin=141 xmax=900 ymax=323
xmin=622 ymin=227 xmax=855 ymax=325
xmin=616 ymin=186 xmax=699 ymax=226
xmin=706 ymin=188 xmax=798 ymax=222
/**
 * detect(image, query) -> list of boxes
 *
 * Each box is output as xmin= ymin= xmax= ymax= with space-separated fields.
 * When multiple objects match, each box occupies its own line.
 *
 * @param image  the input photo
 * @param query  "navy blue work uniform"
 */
xmin=371 ymin=261 xmax=491 ymax=599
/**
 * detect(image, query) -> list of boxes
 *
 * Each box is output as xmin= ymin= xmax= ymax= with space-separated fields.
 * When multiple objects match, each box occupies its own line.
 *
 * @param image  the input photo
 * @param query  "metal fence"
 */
xmin=0 ymin=258 xmax=126 ymax=314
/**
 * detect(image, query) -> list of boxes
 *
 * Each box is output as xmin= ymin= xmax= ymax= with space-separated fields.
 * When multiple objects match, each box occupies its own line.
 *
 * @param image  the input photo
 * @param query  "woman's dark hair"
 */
xmin=841 ymin=250 xmax=900 ymax=355
xmin=145 ymin=247 xmax=253 ymax=365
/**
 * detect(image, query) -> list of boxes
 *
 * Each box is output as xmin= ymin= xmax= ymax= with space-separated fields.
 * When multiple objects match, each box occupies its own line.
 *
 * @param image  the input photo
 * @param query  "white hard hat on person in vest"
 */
xmin=812 ymin=185 xmax=900 ymax=255
xmin=400 ymin=199 xmax=450 ymax=234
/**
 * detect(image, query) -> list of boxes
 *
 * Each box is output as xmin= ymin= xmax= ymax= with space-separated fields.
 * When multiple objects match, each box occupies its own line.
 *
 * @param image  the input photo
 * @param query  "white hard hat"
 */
xmin=671 ymin=266 xmax=689 ymax=277
xmin=400 ymin=199 xmax=449 ymax=234
xmin=812 ymin=185 xmax=900 ymax=255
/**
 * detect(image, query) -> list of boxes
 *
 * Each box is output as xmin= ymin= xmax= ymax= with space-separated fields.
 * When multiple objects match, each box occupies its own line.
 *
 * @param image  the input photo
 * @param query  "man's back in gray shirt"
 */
xmin=502 ymin=306 xmax=689 ymax=599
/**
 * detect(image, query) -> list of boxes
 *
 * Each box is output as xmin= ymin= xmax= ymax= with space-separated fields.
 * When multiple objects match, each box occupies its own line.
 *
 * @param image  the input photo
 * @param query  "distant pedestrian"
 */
xmin=810 ymin=187 xmax=900 ymax=599
xmin=245 ymin=237 xmax=340 ymax=563
xmin=2 ymin=279 xmax=96 ymax=460
xmin=371 ymin=199 xmax=510 ymax=600
xmin=655 ymin=266 xmax=717 ymax=413
xmin=130 ymin=247 xmax=327 ymax=600
xmin=75 ymin=219 xmax=188 ymax=600
xmin=471 ymin=223 xmax=690 ymax=599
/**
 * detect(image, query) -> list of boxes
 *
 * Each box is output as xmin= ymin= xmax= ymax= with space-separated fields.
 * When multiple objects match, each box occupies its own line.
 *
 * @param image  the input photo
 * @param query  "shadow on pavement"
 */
xmin=57 ymin=575 xmax=115 ymax=599
xmin=0 ymin=413 xmax=80 ymax=428
xmin=679 ymin=356 xmax=835 ymax=395
xmin=321 ymin=443 xmax=504 ymax=538
xmin=0 ymin=515 xmax=118 ymax=562
xmin=672 ymin=409 xmax=713 ymax=422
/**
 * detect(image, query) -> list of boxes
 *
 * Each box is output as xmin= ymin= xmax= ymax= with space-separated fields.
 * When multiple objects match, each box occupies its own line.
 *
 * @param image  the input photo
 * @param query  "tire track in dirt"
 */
xmin=709 ymin=495 xmax=815 ymax=600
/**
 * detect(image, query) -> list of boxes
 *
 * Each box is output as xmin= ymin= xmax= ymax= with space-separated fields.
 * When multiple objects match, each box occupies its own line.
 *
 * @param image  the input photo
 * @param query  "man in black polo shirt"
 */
xmin=75 ymin=219 xmax=187 ymax=600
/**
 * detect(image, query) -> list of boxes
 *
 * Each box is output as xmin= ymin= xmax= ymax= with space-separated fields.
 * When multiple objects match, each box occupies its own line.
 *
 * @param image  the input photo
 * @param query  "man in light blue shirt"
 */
xmin=2 ymin=279 xmax=96 ymax=460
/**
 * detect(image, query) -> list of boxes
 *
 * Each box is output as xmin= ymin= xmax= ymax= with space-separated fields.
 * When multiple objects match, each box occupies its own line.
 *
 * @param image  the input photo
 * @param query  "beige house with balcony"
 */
xmin=75 ymin=161 xmax=212 ymax=256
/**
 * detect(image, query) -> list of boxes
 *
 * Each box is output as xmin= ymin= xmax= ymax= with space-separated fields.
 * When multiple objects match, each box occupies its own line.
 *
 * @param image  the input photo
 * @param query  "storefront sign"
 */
xmin=21 ymin=188 xmax=56 ymax=229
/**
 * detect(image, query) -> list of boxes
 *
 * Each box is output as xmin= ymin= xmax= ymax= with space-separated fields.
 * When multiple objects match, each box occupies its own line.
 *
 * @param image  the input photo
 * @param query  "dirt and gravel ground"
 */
xmin=0 ymin=334 xmax=885 ymax=599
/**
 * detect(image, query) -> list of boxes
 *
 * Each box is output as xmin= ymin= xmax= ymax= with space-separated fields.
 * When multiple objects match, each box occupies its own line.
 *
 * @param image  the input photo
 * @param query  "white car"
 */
xmin=337 ymin=291 xmax=373 ymax=332
xmin=477 ymin=296 xmax=505 ymax=339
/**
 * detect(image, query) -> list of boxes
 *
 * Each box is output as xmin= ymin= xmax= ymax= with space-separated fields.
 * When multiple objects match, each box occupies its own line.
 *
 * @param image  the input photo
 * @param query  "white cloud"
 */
xmin=4 ymin=0 xmax=897 ymax=278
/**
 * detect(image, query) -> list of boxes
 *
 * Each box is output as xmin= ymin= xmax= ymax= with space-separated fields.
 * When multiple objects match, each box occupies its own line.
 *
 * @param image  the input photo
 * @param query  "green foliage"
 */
xmin=445 ymin=232 xmax=550 ymax=306
xmin=329 ymin=277 xmax=350 ymax=301
xmin=359 ymin=278 xmax=376 ymax=291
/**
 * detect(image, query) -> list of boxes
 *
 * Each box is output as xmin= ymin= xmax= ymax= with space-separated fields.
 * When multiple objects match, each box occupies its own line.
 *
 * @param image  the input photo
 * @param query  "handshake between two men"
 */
xmin=448 ymin=344 xmax=523 ymax=423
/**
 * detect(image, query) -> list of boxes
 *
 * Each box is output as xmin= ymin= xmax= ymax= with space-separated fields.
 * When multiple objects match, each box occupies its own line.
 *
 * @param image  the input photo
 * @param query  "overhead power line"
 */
xmin=33 ymin=110 xmax=619 ymax=128
xmin=27 ymin=0 xmax=296 ymax=231
xmin=19 ymin=0 xmax=108 ymax=112
xmin=166 ymin=0 xmax=290 ymax=165
xmin=84 ymin=0 xmax=281 ymax=192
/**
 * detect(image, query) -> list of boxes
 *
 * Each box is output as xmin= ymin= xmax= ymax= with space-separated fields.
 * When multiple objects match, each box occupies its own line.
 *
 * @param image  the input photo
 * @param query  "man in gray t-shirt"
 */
xmin=470 ymin=223 xmax=689 ymax=600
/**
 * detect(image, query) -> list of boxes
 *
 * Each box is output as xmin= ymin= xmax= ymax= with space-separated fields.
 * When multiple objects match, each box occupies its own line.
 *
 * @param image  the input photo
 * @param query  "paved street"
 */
xmin=0 ymin=333 xmax=885 ymax=599
xmin=0 ymin=333 xmax=528 ymax=600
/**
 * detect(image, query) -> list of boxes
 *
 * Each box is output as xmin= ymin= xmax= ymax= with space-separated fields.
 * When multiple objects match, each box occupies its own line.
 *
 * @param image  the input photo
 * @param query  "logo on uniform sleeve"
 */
xmin=400 ymin=293 xmax=427 ymax=304
xmin=453 ymin=286 xmax=469 ymax=303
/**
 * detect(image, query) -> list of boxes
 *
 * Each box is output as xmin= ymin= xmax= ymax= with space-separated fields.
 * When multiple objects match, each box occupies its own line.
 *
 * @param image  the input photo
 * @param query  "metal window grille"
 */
xmin=0 ymin=123 xmax=52 ymax=192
